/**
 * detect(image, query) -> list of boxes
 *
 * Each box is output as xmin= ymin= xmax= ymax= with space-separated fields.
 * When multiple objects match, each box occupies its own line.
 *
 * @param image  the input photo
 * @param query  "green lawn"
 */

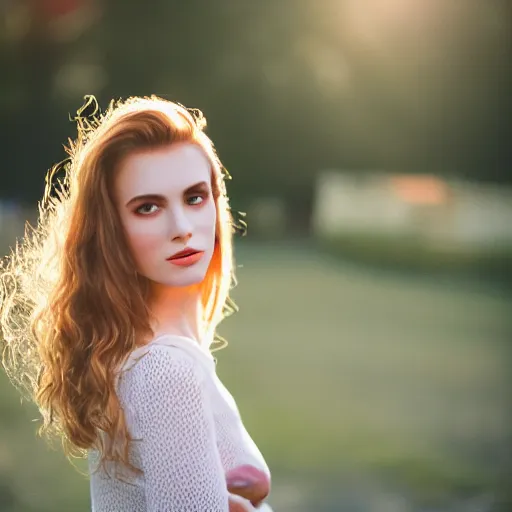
xmin=1 ymin=240 xmax=511 ymax=511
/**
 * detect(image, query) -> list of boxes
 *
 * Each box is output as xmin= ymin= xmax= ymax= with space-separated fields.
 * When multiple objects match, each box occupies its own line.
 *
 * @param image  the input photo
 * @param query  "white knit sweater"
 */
xmin=88 ymin=335 xmax=272 ymax=511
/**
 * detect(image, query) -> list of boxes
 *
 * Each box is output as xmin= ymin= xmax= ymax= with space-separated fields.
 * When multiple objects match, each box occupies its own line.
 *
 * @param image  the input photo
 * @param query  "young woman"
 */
xmin=0 ymin=95 xmax=272 ymax=511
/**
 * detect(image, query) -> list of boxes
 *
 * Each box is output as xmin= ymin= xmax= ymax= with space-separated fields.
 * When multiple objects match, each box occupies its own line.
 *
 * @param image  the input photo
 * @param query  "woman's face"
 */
xmin=114 ymin=142 xmax=217 ymax=289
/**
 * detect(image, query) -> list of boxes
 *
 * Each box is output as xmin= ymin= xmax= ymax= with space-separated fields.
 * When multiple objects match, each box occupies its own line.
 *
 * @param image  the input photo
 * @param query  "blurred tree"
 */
xmin=0 ymin=0 xmax=97 ymax=202
xmin=0 ymin=0 xmax=511 ymax=211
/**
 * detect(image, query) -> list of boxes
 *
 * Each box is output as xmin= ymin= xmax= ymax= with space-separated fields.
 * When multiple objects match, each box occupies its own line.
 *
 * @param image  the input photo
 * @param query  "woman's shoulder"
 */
xmin=116 ymin=339 xmax=207 ymax=409
xmin=115 ymin=337 xmax=215 ymax=430
xmin=120 ymin=334 xmax=215 ymax=377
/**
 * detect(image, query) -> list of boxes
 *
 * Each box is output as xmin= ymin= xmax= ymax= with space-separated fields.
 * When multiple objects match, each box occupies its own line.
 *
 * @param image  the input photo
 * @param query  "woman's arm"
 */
xmin=133 ymin=346 xmax=229 ymax=512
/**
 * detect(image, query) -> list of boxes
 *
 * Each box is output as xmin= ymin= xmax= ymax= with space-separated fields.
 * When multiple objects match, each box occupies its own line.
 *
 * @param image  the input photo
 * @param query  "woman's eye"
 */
xmin=136 ymin=203 xmax=159 ymax=215
xmin=187 ymin=195 xmax=204 ymax=206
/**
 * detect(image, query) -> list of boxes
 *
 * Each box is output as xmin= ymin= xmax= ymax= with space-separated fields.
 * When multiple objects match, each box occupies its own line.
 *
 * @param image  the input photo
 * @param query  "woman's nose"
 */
xmin=169 ymin=208 xmax=193 ymax=242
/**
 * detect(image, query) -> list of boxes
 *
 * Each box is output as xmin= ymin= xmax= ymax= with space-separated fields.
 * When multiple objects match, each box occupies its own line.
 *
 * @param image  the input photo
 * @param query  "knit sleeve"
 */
xmin=131 ymin=345 xmax=229 ymax=512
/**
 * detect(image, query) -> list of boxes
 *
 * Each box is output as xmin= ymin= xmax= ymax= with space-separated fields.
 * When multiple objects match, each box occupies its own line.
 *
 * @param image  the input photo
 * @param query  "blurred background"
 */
xmin=1 ymin=1 xmax=511 ymax=511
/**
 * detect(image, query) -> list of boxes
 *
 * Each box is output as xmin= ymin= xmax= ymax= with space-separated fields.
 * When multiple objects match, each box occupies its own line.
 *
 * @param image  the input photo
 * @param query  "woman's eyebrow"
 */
xmin=185 ymin=181 xmax=210 ymax=194
xmin=125 ymin=194 xmax=165 ymax=207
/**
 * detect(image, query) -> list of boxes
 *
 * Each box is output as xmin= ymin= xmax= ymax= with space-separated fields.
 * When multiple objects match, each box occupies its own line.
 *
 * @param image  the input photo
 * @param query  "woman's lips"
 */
xmin=167 ymin=251 xmax=204 ymax=267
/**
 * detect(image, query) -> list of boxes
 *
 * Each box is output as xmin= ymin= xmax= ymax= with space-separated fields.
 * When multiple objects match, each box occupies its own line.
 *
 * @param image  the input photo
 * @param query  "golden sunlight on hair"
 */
xmin=0 ymin=95 xmax=244 ymax=474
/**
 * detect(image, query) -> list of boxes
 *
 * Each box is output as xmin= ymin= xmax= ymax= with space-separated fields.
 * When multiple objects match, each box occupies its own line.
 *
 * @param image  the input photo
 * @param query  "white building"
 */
xmin=312 ymin=170 xmax=512 ymax=251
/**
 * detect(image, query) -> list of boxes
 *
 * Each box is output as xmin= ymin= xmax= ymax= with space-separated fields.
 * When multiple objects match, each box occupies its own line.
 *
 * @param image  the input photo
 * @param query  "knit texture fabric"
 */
xmin=88 ymin=335 xmax=271 ymax=512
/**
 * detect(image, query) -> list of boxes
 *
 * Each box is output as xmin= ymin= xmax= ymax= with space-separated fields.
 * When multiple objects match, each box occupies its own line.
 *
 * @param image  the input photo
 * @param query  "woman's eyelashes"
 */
xmin=133 ymin=193 xmax=209 ymax=215
xmin=186 ymin=194 xmax=206 ymax=206
xmin=135 ymin=203 xmax=159 ymax=215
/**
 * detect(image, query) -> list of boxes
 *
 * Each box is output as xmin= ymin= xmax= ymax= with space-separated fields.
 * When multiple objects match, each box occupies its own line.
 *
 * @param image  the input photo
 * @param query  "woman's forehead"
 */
xmin=115 ymin=143 xmax=211 ymax=199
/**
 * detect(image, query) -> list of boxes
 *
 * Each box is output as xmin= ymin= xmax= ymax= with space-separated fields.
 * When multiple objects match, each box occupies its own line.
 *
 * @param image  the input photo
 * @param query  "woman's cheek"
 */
xmin=127 ymin=225 xmax=164 ymax=261
xmin=196 ymin=202 xmax=217 ymax=233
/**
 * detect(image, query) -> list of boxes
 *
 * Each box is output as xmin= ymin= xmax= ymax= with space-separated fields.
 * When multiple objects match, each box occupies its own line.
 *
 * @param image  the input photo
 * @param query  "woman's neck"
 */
xmin=147 ymin=282 xmax=205 ymax=344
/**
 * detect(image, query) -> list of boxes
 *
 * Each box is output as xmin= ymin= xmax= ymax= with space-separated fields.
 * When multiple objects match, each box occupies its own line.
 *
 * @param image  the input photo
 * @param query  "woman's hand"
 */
xmin=228 ymin=493 xmax=254 ymax=512
xmin=226 ymin=464 xmax=270 ymax=509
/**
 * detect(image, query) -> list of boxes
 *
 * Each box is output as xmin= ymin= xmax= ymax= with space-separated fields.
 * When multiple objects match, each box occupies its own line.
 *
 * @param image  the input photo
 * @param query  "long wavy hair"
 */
xmin=0 ymin=95 xmax=245 ymax=473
